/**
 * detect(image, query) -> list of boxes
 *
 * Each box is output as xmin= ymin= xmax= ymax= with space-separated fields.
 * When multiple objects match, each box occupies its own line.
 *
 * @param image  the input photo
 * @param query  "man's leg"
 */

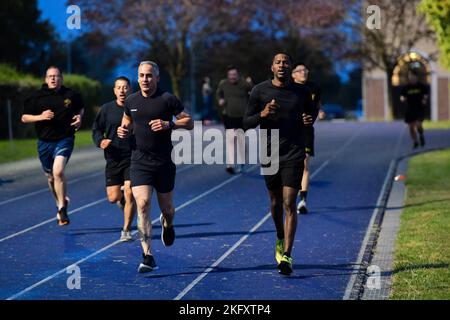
xmin=52 ymin=155 xmax=69 ymax=210
xmin=157 ymin=191 xmax=176 ymax=246
xmin=45 ymin=173 xmax=58 ymax=207
xmin=225 ymin=128 xmax=236 ymax=173
xmin=106 ymin=185 xmax=122 ymax=203
xmin=417 ymin=121 xmax=425 ymax=146
xmin=298 ymin=155 xmax=310 ymax=214
xmin=236 ymin=127 xmax=246 ymax=172
xmin=282 ymin=186 xmax=299 ymax=256
xmin=269 ymin=187 xmax=284 ymax=264
xmin=268 ymin=187 xmax=284 ymax=239
xmin=132 ymin=185 xmax=153 ymax=255
xmin=408 ymin=123 xmax=419 ymax=148
xmin=123 ymin=180 xmax=135 ymax=232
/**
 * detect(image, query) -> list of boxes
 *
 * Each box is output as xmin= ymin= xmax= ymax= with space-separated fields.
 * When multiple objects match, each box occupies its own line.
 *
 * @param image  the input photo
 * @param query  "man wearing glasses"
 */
xmin=22 ymin=66 xmax=84 ymax=226
xmin=291 ymin=63 xmax=322 ymax=214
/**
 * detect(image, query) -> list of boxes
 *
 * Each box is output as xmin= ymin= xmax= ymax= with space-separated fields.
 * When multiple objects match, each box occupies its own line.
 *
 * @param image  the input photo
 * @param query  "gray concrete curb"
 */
xmin=361 ymin=157 xmax=408 ymax=299
xmin=348 ymin=146 xmax=450 ymax=300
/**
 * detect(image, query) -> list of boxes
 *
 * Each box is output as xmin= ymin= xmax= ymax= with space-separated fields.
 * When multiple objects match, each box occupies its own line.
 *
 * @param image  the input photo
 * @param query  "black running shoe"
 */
xmin=57 ymin=207 xmax=70 ymax=226
xmin=138 ymin=254 xmax=158 ymax=273
xmin=226 ymin=167 xmax=235 ymax=174
xmin=277 ymin=255 xmax=293 ymax=276
xmin=160 ymin=214 xmax=175 ymax=247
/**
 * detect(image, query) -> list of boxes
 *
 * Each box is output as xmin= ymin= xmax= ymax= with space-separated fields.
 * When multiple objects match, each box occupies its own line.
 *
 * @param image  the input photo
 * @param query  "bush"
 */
xmin=0 ymin=64 xmax=101 ymax=139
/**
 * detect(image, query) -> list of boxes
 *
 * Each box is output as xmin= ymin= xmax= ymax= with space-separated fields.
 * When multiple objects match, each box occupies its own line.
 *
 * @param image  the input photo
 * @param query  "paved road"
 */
xmin=0 ymin=121 xmax=449 ymax=300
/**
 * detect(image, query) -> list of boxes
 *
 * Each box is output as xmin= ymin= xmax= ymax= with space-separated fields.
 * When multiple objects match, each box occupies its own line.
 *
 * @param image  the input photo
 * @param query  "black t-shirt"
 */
xmin=124 ymin=89 xmax=184 ymax=166
xmin=400 ymin=83 xmax=429 ymax=110
xmin=23 ymin=85 xmax=84 ymax=141
xmin=244 ymin=80 xmax=314 ymax=166
xmin=303 ymin=81 xmax=321 ymax=120
xmin=92 ymin=100 xmax=132 ymax=161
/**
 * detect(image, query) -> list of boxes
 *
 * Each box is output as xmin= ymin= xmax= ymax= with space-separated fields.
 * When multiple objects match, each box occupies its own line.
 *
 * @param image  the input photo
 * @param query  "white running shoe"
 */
xmin=120 ymin=230 xmax=133 ymax=242
xmin=297 ymin=200 xmax=308 ymax=214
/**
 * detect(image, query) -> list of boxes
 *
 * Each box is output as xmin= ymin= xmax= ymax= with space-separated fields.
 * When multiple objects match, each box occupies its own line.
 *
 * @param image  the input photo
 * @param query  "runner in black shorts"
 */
xmin=292 ymin=62 xmax=322 ymax=214
xmin=21 ymin=66 xmax=84 ymax=226
xmin=400 ymin=70 xmax=429 ymax=149
xmin=244 ymin=53 xmax=314 ymax=275
xmin=92 ymin=76 xmax=135 ymax=242
xmin=117 ymin=61 xmax=193 ymax=273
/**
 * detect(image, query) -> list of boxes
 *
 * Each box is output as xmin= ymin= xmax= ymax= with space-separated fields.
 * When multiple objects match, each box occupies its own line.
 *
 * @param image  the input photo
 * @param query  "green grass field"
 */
xmin=423 ymin=120 xmax=450 ymax=130
xmin=390 ymin=149 xmax=450 ymax=299
xmin=0 ymin=130 xmax=94 ymax=164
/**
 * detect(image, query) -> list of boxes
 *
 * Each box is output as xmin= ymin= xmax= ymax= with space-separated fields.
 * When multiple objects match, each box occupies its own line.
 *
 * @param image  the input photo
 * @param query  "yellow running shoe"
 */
xmin=275 ymin=239 xmax=284 ymax=264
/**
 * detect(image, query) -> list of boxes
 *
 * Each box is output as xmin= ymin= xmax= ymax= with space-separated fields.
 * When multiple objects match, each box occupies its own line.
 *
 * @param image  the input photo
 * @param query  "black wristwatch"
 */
xmin=169 ymin=121 xmax=175 ymax=130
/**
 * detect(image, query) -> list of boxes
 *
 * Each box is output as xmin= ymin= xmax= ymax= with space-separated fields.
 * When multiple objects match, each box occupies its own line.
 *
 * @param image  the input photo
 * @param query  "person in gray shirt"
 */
xmin=216 ymin=65 xmax=253 ymax=174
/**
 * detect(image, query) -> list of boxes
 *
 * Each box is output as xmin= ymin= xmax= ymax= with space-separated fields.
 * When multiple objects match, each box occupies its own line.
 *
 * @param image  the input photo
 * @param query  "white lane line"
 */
xmin=0 ymin=199 xmax=107 ymax=243
xmin=174 ymin=130 xmax=362 ymax=300
xmin=0 ymin=165 xmax=197 ymax=243
xmin=6 ymin=165 xmax=257 ymax=300
xmin=0 ymin=172 xmax=103 ymax=206
xmin=342 ymin=160 xmax=396 ymax=300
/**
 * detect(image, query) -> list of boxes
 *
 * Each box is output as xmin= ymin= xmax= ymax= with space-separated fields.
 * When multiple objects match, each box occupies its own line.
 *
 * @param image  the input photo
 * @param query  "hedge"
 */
xmin=0 ymin=64 xmax=101 ymax=139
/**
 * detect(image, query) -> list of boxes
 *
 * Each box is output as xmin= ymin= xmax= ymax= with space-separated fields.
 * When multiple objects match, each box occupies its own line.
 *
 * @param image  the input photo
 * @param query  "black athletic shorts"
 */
xmin=263 ymin=163 xmax=304 ymax=190
xmin=105 ymin=158 xmax=131 ymax=187
xmin=304 ymin=126 xmax=315 ymax=156
xmin=404 ymin=107 xmax=425 ymax=124
xmin=130 ymin=151 xmax=176 ymax=193
xmin=223 ymin=115 xmax=244 ymax=130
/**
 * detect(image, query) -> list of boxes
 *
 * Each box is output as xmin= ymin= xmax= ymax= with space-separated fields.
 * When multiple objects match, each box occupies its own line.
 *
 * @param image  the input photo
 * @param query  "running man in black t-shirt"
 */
xmin=400 ymin=71 xmax=429 ymax=149
xmin=21 ymin=66 xmax=84 ymax=226
xmin=244 ymin=53 xmax=314 ymax=275
xmin=117 ymin=61 xmax=194 ymax=273
xmin=292 ymin=62 xmax=322 ymax=214
xmin=93 ymin=76 xmax=135 ymax=242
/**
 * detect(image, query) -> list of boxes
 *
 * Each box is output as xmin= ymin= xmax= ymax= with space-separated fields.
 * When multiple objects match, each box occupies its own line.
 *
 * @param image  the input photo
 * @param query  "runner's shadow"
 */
xmin=392 ymin=263 xmax=449 ymax=274
xmin=68 ymin=227 xmax=137 ymax=236
xmin=311 ymin=205 xmax=378 ymax=214
xmin=150 ymin=229 xmax=272 ymax=240
xmin=68 ymin=223 xmax=214 ymax=236
xmin=0 ymin=178 xmax=14 ymax=186
xmin=386 ymin=198 xmax=450 ymax=211
xmin=145 ymin=263 xmax=359 ymax=280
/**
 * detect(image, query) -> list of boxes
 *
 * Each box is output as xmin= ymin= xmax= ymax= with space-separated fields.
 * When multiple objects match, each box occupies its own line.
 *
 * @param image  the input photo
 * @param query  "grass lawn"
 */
xmin=0 ymin=130 xmax=94 ymax=164
xmin=423 ymin=120 xmax=450 ymax=130
xmin=390 ymin=149 xmax=450 ymax=299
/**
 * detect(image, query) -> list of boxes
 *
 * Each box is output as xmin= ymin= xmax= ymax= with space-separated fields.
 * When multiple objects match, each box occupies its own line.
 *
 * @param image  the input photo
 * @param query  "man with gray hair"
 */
xmin=117 ymin=61 xmax=193 ymax=273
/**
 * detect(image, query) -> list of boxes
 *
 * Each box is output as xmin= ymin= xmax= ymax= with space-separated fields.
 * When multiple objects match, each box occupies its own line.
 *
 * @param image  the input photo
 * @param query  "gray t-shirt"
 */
xmin=216 ymin=78 xmax=252 ymax=118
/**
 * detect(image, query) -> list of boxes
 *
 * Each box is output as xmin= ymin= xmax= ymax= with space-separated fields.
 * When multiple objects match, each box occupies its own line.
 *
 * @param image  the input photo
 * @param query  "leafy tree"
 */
xmin=419 ymin=0 xmax=450 ymax=70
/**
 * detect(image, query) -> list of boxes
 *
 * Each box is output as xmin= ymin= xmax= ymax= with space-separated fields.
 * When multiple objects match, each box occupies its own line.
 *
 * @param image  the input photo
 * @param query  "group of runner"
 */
xmin=21 ymin=52 xmax=428 ymax=276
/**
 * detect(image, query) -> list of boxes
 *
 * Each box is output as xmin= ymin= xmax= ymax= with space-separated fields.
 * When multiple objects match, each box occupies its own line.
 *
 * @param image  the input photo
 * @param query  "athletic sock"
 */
xmin=300 ymin=191 xmax=308 ymax=201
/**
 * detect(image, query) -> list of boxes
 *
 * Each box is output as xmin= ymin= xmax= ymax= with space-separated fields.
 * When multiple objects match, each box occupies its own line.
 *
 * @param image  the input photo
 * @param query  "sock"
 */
xmin=277 ymin=231 xmax=284 ymax=240
xmin=300 ymin=191 xmax=308 ymax=201
xmin=283 ymin=252 xmax=291 ymax=258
